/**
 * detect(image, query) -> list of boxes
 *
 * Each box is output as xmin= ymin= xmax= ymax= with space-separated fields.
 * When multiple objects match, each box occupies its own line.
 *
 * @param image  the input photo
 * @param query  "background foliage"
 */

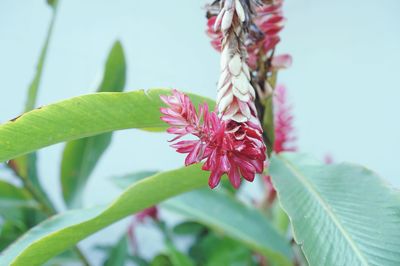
xmin=1 ymin=1 xmax=400 ymax=266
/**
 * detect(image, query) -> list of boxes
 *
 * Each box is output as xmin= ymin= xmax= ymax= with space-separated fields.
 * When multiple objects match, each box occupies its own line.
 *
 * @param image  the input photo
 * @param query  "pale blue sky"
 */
xmin=1 ymin=0 xmax=400 ymax=263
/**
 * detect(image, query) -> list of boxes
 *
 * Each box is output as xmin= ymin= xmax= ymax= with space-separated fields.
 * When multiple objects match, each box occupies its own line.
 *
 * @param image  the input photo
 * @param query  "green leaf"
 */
xmin=271 ymin=203 xmax=289 ymax=235
xmin=173 ymin=221 xmax=205 ymax=236
xmin=25 ymin=0 xmax=58 ymax=112
xmin=163 ymin=188 xmax=293 ymax=265
xmin=0 ymin=180 xmax=37 ymax=218
xmin=270 ymin=152 xmax=400 ymax=266
xmin=103 ymin=235 xmax=129 ymax=266
xmin=166 ymin=243 xmax=195 ymax=266
xmin=46 ymin=0 xmax=58 ymax=9
xmin=262 ymin=96 xmax=275 ymax=157
xmin=193 ymin=234 xmax=256 ymax=266
xmin=0 ymin=165 xmax=208 ymax=265
xmin=0 ymin=221 xmax=26 ymax=251
xmin=44 ymin=250 xmax=80 ymax=266
xmin=111 ymin=171 xmax=158 ymax=189
xmin=61 ymin=41 xmax=127 ymax=208
xmin=127 ymin=255 xmax=149 ymax=266
xmin=0 ymin=89 xmax=214 ymax=163
xmin=96 ymin=41 xmax=126 ymax=93
xmin=150 ymin=254 xmax=172 ymax=266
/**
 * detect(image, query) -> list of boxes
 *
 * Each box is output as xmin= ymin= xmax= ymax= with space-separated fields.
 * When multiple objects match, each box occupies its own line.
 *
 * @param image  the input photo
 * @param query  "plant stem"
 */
xmin=22 ymin=178 xmax=55 ymax=216
xmin=73 ymin=246 xmax=91 ymax=266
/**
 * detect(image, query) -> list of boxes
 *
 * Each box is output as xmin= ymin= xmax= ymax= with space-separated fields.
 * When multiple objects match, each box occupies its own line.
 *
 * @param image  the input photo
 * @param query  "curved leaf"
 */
xmin=270 ymin=153 xmax=400 ymax=266
xmin=163 ymin=189 xmax=293 ymax=265
xmin=61 ymin=40 xmax=127 ymax=208
xmin=0 ymin=165 xmax=207 ymax=265
xmin=0 ymin=89 xmax=214 ymax=163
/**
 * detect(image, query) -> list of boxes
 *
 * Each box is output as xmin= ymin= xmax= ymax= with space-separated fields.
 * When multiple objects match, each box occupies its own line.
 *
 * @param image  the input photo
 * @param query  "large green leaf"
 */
xmin=61 ymin=41 xmax=127 ymax=208
xmin=163 ymin=189 xmax=293 ymax=265
xmin=0 ymin=165 xmax=208 ymax=265
xmin=270 ymin=153 xmax=400 ymax=266
xmin=0 ymin=89 xmax=214 ymax=163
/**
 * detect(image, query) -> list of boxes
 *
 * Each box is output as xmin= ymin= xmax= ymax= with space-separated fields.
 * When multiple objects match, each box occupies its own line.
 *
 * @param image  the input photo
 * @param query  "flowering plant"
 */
xmin=0 ymin=1 xmax=399 ymax=266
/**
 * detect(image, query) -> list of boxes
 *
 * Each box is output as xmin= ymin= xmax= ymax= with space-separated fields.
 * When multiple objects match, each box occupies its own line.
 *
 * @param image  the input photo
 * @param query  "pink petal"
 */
xmin=208 ymin=170 xmax=223 ymax=189
xmin=228 ymin=166 xmax=241 ymax=189
xmin=271 ymin=54 xmax=293 ymax=70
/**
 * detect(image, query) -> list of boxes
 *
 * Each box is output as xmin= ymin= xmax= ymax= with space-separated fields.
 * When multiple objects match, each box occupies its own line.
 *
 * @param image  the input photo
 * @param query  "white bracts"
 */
xmin=214 ymin=0 xmax=258 ymax=123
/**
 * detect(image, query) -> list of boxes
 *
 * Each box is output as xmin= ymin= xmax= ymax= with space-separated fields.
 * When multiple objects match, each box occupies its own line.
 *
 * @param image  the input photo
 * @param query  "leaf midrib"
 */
xmin=279 ymin=155 xmax=370 ymax=266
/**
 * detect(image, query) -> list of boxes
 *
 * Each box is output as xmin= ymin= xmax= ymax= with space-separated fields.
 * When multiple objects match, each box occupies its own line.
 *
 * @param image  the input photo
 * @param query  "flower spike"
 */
xmin=161 ymin=90 xmax=266 ymax=189
xmin=214 ymin=0 xmax=258 ymax=123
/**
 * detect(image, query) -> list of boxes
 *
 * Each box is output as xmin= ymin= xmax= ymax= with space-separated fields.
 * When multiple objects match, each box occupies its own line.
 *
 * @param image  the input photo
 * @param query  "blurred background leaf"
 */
xmin=163 ymin=188 xmax=293 ymax=265
xmin=0 ymin=180 xmax=37 ymax=216
xmin=165 ymin=244 xmax=195 ymax=266
xmin=172 ymin=221 xmax=205 ymax=236
xmin=61 ymin=41 xmax=127 ymax=208
xmin=150 ymin=254 xmax=172 ymax=266
xmin=102 ymin=235 xmax=129 ymax=266
xmin=189 ymin=233 xmax=257 ymax=266
xmin=111 ymin=170 xmax=158 ymax=189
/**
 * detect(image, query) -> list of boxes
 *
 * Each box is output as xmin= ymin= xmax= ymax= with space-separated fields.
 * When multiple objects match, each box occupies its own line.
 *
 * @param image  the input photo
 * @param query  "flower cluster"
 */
xmin=206 ymin=0 xmax=291 ymax=70
xmin=160 ymin=0 xmax=287 ymax=189
xmin=161 ymin=90 xmax=266 ymax=189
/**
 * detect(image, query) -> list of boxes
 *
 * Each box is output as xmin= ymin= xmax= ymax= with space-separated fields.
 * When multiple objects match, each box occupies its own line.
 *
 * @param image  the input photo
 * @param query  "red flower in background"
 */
xmin=264 ymin=84 xmax=296 ymax=204
xmin=161 ymin=90 xmax=266 ymax=189
xmin=127 ymin=206 xmax=159 ymax=254
xmin=136 ymin=206 xmax=159 ymax=223
xmin=274 ymin=85 xmax=296 ymax=153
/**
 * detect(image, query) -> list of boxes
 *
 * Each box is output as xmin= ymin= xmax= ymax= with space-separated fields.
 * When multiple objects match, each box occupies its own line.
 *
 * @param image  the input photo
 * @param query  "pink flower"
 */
xmin=202 ymin=119 xmax=266 ymax=189
xmin=263 ymin=174 xmax=277 ymax=205
xmin=206 ymin=16 xmax=223 ymax=51
xmin=274 ymin=85 xmax=296 ymax=153
xmin=160 ymin=90 xmax=200 ymax=140
xmin=161 ymin=90 xmax=266 ymax=189
xmin=324 ymin=154 xmax=334 ymax=164
xmin=127 ymin=206 xmax=159 ymax=255
xmin=271 ymin=54 xmax=292 ymax=70
xmin=136 ymin=206 xmax=159 ymax=223
xmin=262 ymin=85 xmax=296 ymax=204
